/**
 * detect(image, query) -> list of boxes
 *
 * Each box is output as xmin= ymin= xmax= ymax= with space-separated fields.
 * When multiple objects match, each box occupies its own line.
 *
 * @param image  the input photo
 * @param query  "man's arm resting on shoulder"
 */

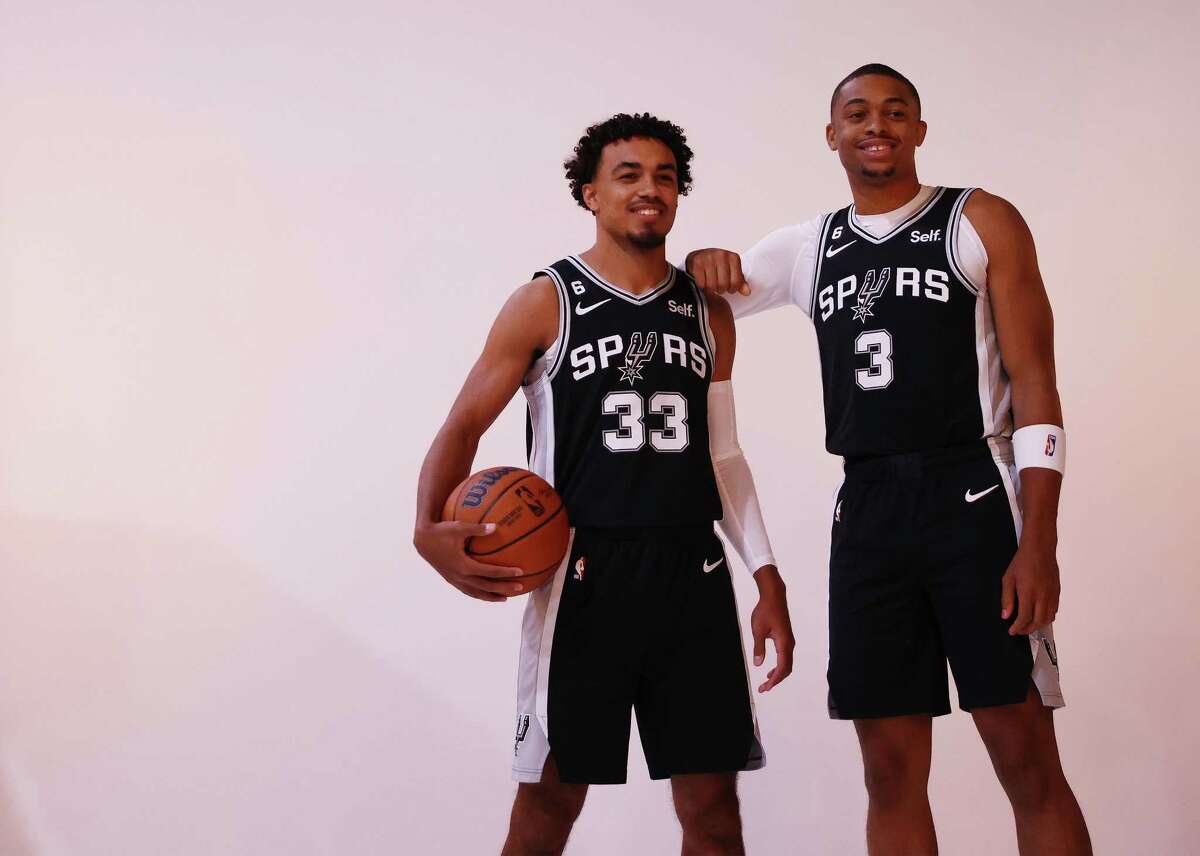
xmin=686 ymin=221 xmax=818 ymax=319
xmin=968 ymin=190 xmax=1064 ymax=635
xmin=413 ymin=277 xmax=558 ymax=602
xmin=706 ymin=294 xmax=795 ymax=692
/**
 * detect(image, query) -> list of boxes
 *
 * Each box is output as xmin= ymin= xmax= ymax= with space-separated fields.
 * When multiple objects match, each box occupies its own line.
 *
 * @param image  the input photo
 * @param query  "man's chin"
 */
xmin=860 ymin=164 xmax=897 ymax=180
xmin=628 ymin=230 xmax=666 ymax=249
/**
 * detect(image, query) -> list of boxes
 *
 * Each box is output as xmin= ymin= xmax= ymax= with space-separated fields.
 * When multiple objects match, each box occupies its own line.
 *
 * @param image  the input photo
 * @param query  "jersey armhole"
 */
xmin=946 ymin=188 xmax=983 ymax=295
xmin=805 ymin=213 xmax=835 ymax=318
xmin=531 ymin=267 xmax=570 ymax=383
xmin=690 ymin=279 xmax=719 ymax=366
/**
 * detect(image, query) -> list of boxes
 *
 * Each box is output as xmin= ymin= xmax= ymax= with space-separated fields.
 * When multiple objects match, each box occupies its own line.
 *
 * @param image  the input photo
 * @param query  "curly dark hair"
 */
xmin=564 ymin=113 xmax=694 ymax=212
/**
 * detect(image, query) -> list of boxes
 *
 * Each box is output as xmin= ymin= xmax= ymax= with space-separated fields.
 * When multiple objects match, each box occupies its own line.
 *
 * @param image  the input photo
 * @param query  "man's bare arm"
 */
xmin=413 ymin=277 xmax=558 ymax=602
xmin=967 ymin=190 xmax=1063 ymax=635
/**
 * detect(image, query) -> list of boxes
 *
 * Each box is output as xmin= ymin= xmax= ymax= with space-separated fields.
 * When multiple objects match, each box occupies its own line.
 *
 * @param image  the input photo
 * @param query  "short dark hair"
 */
xmin=830 ymin=64 xmax=921 ymax=117
xmin=564 ymin=113 xmax=694 ymax=211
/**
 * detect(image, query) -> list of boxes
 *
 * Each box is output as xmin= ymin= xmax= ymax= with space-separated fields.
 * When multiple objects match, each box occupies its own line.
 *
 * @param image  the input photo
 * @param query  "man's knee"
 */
xmin=860 ymin=742 xmax=930 ymax=805
xmin=507 ymin=780 xmax=587 ymax=854
xmin=979 ymin=725 xmax=1061 ymax=810
xmin=855 ymin=719 xmax=932 ymax=807
xmin=672 ymin=774 xmax=743 ymax=844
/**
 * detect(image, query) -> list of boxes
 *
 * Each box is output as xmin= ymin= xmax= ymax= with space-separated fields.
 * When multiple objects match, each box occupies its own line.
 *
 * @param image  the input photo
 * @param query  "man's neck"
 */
xmin=579 ymin=233 xmax=669 ymax=295
xmin=847 ymin=173 xmax=923 ymax=216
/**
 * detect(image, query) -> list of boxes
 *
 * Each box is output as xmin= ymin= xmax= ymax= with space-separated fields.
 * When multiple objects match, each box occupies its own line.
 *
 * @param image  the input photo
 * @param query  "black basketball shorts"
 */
xmin=827 ymin=441 xmax=1065 ymax=720
xmin=511 ymin=526 xmax=765 ymax=785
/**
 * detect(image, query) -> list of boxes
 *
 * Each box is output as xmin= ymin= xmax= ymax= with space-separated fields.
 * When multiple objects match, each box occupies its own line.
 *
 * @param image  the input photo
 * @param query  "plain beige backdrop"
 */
xmin=2 ymin=0 xmax=1198 ymax=853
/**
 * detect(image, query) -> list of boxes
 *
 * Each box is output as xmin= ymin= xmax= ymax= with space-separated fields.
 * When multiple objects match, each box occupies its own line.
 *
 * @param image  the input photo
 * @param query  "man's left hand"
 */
xmin=1001 ymin=535 xmax=1061 ymax=636
xmin=750 ymin=565 xmax=795 ymax=692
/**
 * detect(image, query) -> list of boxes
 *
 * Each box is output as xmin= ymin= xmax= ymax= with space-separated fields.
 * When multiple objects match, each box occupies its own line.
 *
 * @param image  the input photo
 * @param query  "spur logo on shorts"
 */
xmin=514 ymin=714 xmax=530 ymax=754
xmin=573 ymin=557 xmax=586 ymax=581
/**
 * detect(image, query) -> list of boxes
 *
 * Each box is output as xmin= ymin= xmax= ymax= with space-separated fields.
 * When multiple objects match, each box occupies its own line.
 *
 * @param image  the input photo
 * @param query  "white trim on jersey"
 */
xmin=511 ymin=530 xmax=576 ymax=782
xmin=535 ymin=266 xmax=572 ymax=381
xmin=947 ymin=188 xmax=981 ymax=296
xmin=691 ymin=280 xmax=718 ymax=366
xmin=847 ymin=186 xmax=948 ymax=244
xmin=523 ymin=375 xmax=556 ymax=485
xmin=975 ymin=290 xmax=1013 ymax=441
xmin=807 ymin=213 xmax=835 ymax=318
xmin=725 ymin=557 xmax=767 ymax=771
xmin=568 ymin=254 xmax=677 ymax=304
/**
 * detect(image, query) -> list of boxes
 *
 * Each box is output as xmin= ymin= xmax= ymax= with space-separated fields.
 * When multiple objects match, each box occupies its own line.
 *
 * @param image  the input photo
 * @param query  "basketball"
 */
xmin=442 ymin=466 xmax=569 ymax=594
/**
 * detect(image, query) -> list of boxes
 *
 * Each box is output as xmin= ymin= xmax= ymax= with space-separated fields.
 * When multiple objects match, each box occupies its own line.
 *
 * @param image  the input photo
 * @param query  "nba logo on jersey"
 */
xmin=574 ymin=557 xmax=586 ymax=581
xmin=1045 ymin=434 xmax=1057 ymax=456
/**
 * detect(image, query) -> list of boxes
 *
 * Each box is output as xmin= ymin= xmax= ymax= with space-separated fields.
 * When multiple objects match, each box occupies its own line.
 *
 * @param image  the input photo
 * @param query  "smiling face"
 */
xmin=581 ymin=136 xmax=679 ymax=249
xmin=827 ymin=74 xmax=927 ymax=184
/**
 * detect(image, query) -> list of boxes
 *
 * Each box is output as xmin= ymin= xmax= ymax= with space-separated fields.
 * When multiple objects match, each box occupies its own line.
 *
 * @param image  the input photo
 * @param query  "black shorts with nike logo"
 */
xmin=512 ymin=525 xmax=765 ymax=785
xmin=827 ymin=441 xmax=1065 ymax=720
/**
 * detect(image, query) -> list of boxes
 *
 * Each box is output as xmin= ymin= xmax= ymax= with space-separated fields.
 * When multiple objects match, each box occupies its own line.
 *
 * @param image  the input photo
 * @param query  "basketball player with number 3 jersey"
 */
xmin=687 ymin=66 xmax=1092 ymax=855
xmin=414 ymin=113 xmax=793 ymax=856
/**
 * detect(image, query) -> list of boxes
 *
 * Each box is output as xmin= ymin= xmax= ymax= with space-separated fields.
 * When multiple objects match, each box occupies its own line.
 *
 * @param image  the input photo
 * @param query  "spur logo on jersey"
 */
xmin=851 ymin=268 xmax=890 ymax=323
xmin=619 ymin=332 xmax=657 ymax=385
xmin=818 ymin=266 xmax=951 ymax=322
xmin=569 ymin=332 xmax=708 ymax=381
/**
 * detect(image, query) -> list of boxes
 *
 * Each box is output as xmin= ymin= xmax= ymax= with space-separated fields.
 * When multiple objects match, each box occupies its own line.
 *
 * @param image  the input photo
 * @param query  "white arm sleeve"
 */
xmin=728 ymin=216 xmax=823 ymax=320
xmin=708 ymin=380 xmax=777 ymax=573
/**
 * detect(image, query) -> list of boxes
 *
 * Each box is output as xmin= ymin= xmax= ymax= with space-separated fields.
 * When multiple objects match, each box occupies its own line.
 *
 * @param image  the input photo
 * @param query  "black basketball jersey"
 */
xmin=807 ymin=187 xmax=1011 ymax=457
xmin=523 ymin=255 xmax=723 ymax=528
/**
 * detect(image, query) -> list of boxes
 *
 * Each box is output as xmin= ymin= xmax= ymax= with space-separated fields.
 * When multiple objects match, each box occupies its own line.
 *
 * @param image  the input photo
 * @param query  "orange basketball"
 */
xmin=442 ymin=466 xmax=569 ymax=595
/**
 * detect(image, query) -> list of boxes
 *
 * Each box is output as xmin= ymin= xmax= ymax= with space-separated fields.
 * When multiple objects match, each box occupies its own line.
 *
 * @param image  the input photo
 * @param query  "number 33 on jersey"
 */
xmin=808 ymin=187 xmax=1011 ymax=458
xmin=521 ymin=256 xmax=723 ymax=528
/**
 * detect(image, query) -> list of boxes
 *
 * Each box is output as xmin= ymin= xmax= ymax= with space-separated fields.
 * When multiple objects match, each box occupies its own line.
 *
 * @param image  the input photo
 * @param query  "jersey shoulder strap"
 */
xmin=944 ymin=187 xmax=980 ymax=295
xmin=530 ymin=259 xmax=574 ymax=380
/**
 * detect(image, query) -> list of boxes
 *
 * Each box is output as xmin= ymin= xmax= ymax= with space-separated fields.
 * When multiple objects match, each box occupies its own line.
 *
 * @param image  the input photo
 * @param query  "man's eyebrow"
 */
xmin=841 ymin=96 xmax=910 ymax=108
xmin=612 ymin=161 xmax=643 ymax=172
xmin=656 ymin=162 xmax=677 ymax=171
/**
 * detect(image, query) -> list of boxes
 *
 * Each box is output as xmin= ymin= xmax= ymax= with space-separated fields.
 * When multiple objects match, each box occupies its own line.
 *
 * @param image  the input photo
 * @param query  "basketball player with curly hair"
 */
xmin=415 ymin=113 xmax=793 ymax=855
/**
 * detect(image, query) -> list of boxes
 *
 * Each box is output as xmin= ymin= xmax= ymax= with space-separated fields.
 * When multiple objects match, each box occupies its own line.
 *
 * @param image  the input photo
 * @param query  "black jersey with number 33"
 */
xmin=808 ymin=187 xmax=1009 ymax=458
xmin=522 ymin=255 xmax=723 ymax=528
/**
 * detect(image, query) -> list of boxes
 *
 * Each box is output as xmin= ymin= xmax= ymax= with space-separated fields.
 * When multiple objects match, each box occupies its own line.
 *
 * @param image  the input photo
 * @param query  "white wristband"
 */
xmin=1012 ymin=424 xmax=1066 ymax=475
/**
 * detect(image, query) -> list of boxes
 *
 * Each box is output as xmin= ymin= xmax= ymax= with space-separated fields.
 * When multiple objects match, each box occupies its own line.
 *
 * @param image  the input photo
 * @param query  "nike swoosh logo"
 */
xmin=702 ymin=557 xmax=724 ymax=574
xmin=575 ymin=298 xmax=611 ymax=316
xmin=965 ymin=485 xmax=1000 ymax=503
xmin=825 ymin=240 xmax=857 ymax=258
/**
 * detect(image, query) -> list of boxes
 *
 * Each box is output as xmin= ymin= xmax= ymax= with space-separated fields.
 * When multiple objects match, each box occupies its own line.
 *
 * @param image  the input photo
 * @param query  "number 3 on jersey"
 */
xmin=602 ymin=391 xmax=689 ymax=452
xmin=855 ymin=329 xmax=894 ymax=390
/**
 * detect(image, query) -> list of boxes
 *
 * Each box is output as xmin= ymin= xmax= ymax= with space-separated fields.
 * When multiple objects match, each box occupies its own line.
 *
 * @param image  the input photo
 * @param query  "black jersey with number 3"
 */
xmin=808 ymin=187 xmax=1008 ymax=458
xmin=522 ymin=255 xmax=723 ymax=528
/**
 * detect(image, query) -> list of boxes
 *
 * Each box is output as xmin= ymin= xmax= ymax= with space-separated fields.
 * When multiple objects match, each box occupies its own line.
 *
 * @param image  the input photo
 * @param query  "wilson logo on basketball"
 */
xmin=461 ymin=466 xmax=520 ymax=508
